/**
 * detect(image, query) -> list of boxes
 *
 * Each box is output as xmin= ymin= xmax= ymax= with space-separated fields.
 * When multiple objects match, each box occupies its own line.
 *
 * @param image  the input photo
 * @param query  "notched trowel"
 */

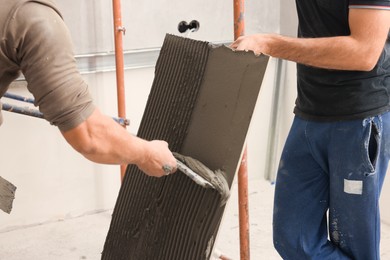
xmin=176 ymin=159 xmax=215 ymax=189
xmin=174 ymin=153 xmax=230 ymax=206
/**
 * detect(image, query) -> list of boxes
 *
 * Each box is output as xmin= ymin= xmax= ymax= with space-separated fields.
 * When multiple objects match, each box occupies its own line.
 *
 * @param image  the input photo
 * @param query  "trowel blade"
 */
xmin=176 ymin=159 xmax=215 ymax=189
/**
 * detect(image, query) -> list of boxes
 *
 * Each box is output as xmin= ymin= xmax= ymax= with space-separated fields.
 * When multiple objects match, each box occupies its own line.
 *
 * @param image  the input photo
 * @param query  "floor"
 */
xmin=0 ymin=179 xmax=389 ymax=260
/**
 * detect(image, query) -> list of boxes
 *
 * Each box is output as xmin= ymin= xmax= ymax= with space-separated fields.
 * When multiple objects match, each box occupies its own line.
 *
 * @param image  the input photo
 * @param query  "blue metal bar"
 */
xmin=3 ymin=92 xmax=130 ymax=126
xmin=3 ymin=92 xmax=35 ymax=104
xmin=113 ymin=117 xmax=130 ymax=126
xmin=1 ymin=102 xmax=130 ymax=126
xmin=1 ymin=103 xmax=44 ymax=119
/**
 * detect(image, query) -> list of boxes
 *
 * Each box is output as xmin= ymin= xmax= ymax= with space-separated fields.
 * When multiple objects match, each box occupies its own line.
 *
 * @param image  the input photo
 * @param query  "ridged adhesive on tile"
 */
xmin=102 ymin=34 xmax=269 ymax=260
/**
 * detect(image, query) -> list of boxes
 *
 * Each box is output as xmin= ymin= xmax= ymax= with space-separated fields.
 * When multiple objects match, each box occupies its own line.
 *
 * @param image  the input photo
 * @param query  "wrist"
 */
xmin=129 ymin=136 xmax=150 ymax=166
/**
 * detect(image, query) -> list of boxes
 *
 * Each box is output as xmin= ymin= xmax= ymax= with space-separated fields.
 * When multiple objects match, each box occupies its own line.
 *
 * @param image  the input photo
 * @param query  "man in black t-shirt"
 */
xmin=231 ymin=1 xmax=390 ymax=259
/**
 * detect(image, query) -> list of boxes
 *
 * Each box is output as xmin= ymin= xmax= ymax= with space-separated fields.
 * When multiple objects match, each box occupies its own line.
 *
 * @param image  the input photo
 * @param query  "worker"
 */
xmin=0 ymin=0 xmax=177 ymax=177
xmin=231 ymin=1 xmax=390 ymax=259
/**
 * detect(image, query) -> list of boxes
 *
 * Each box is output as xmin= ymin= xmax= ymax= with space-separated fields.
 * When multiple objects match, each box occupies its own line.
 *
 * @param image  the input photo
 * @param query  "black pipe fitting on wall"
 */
xmin=178 ymin=20 xmax=200 ymax=33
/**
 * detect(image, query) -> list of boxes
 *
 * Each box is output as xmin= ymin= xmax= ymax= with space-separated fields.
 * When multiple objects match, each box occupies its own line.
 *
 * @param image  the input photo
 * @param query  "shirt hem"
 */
xmin=293 ymin=106 xmax=390 ymax=122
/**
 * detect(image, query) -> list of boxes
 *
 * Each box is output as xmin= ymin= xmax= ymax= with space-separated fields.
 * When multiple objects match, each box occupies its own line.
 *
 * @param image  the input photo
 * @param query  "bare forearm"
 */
xmin=79 ymin=117 xmax=145 ymax=165
xmin=233 ymin=33 xmax=383 ymax=71
xmin=61 ymin=108 xmax=177 ymax=177
xmin=231 ymin=9 xmax=389 ymax=71
xmin=264 ymin=34 xmax=375 ymax=71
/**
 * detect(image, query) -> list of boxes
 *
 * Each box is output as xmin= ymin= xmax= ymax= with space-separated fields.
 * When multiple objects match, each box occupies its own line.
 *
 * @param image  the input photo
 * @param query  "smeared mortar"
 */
xmin=0 ymin=176 xmax=16 ymax=214
xmin=173 ymin=152 xmax=230 ymax=206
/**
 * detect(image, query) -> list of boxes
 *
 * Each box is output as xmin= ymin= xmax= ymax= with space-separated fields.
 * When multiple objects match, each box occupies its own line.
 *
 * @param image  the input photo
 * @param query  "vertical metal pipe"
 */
xmin=265 ymin=59 xmax=286 ymax=182
xmin=234 ymin=1 xmax=250 ymax=259
xmin=234 ymin=0 xmax=245 ymax=40
xmin=112 ymin=0 xmax=127 ymax=181
xmin=238 ymin=147 xmax=250 ymax=260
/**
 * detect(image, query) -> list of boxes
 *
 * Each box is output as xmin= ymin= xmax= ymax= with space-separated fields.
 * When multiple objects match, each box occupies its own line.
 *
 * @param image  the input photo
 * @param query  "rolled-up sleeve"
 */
xmin=349 ymin=0 xmax=390 ymax=10
xmin=5 ymin=2 xmax=95 ymax=131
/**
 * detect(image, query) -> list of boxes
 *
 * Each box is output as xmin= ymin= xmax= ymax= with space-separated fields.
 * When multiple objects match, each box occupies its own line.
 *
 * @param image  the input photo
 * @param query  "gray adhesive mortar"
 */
xmin=102 ymin=34 xmax=269 ymax=260
xmin=0 ymin=176 xmax=16 ymax=214
xmin=174 ymin=152 xmax=230 ymax=206
xmin=180 ymin=44 xmax=269 ymax=186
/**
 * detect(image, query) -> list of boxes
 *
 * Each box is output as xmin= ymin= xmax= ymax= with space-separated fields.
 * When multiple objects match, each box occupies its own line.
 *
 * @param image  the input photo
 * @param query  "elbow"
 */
xmin=356 ymin=58 xmax=377 ymax=72
xmin=65 ymin=135 xmax=99 ymax=159
xmin=353 ymin=47 xmax=382 ymax=71
xmin=61 ymin=109 xmax=105 ymax=162
xmin=73 ymin=139 xmax=99 ymax=158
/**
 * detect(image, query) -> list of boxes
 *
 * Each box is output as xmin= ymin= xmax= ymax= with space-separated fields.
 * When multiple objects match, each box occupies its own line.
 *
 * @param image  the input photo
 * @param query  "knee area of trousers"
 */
xmin=273 ymin=236 xmax=295 ymax=260
xmin=273 ymin=228 xmax=293 ymax=257
xmin=273 ymin=225 xmax=306 ymax=259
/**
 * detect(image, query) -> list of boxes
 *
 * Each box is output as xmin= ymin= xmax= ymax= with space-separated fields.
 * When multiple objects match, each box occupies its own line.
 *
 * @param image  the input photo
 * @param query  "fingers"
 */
xmin=162 ymin=160 xmax=177 ymax=176
xmin=137 ymin=140 xmax=177 ymax=178
xmin=229 ymin=35 xmax=263 ymax=56
xmin=158 ymin=141 xmax=177 ymax=176
xmin=162 ymin=164 xmax=174 ymax=176
xmin=230 ymin=36 xmax=252 ymax=51
xmin=229 ymin=36 xmax=244 ymax=50
xmin=230 ymin=40 xmax=255 ymax=53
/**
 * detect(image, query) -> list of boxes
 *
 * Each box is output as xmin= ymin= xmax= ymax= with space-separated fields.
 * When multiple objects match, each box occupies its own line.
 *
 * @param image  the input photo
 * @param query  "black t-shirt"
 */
xmin=294 ymin=0 xmax=390 ymax=121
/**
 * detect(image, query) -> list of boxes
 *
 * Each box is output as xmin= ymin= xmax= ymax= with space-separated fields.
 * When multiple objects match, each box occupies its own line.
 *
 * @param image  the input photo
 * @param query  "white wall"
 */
xmin=0 ymin=69 xmax=152 ymax=230
xmin=382 ymin=171 xmax=390 ymax=225
xmin=55 ymin=0 xmax=280 ymax=54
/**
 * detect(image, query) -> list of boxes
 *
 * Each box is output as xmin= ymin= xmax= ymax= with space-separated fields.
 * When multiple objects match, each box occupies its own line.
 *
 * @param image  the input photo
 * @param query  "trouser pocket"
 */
xmin=364 ymin=119 xmax=381 ymax=175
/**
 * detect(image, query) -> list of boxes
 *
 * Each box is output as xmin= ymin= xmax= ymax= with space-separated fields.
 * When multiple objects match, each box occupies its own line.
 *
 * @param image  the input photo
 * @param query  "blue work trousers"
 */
xmin=273 ymin=112 xmax=390 ymax=260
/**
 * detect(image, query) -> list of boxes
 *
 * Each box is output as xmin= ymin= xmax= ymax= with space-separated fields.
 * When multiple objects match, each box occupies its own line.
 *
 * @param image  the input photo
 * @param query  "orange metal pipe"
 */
xmin=112 ymin=0 xmax=127 ymax=181
xmin=238 ymin=147 xmax=250 ymax=260
xmin=234 ymin=0 xmax=250 ymax=259
xmin=234 ymin=0 xmax=245 ymax=40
